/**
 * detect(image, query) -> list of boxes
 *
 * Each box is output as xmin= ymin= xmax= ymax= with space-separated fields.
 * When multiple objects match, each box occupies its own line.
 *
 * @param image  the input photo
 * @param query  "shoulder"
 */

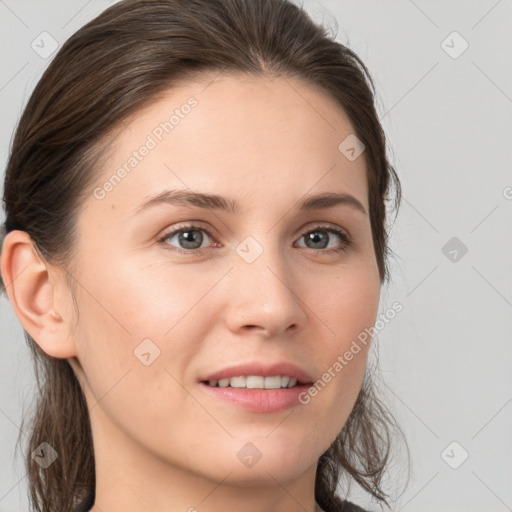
xmin=340 ymin=500 xmax=372 ymax=512
xmin=319 ymin=499 xmax=373 ymax=512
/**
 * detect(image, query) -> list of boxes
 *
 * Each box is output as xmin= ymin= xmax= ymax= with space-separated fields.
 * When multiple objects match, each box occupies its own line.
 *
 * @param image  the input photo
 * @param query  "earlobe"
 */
xmin=0 ymin=230 xmax=77 ymax=359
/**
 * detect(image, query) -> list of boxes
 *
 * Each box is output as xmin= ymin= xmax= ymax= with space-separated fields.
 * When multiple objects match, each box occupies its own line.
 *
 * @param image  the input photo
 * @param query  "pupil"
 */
xmin=180 ymin=229 xmax=203 ymax=249
xmin=308 ymin=231 xmax=327 ymax=249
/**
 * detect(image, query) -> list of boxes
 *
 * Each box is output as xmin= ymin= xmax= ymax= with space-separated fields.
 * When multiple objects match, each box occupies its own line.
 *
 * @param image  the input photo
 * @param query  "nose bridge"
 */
xmin=235 ymin=232 xmax=288 ymax=290
xmin=227 ymin=232 xmax=305 ymax=333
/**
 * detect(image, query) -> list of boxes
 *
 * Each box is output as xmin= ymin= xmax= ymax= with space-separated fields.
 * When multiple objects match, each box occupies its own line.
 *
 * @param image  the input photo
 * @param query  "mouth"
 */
xmin=200 ymin=375 xmax=310 ymax=389
xmin=197 ymin=362 xmax=315 ymax=413
xmin=198 ymin=379 xmax=313 ymax=413
xmin=199 ymin=361 xmax=314 ymax=389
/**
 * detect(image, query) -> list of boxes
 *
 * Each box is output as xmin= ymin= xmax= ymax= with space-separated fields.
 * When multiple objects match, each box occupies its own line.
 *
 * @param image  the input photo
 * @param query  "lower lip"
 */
xmin=198 ymin=382 xmax=312 ymax=413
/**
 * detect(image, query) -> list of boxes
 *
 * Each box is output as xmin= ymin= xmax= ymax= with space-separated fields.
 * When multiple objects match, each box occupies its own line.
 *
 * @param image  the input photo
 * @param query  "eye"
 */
xmin=157 ymin=224 xmax=215 ymax=253
xmin=157 ymin=223 xmax=353 ymax=255
xmin=296 ymin=225 xmax=353 ymax=253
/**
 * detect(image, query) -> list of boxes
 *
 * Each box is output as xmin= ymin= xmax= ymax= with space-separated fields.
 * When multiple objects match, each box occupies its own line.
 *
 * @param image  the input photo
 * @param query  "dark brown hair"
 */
xmin=0 ymin=0 xmax=406 ymax=511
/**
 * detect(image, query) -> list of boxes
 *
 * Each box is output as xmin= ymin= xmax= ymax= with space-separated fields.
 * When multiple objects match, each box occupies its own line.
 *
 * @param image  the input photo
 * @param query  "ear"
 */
xmin=0 ymin=230 xmax=78 ymax=359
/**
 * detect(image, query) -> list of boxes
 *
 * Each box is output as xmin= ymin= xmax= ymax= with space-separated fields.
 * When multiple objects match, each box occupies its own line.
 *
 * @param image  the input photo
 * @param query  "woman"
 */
xmin=0 ymin=0 xmax=406 ymax=511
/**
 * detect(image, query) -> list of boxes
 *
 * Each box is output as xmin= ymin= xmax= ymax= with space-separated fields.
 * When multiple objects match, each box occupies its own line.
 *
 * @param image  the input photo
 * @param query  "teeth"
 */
xmin=230 ymin=376 xmax=246 ymax=388
xmin=208 ymin=376 xmax=300 ymax=389
xmin=264 ymin=376 xmax=282 ymax=389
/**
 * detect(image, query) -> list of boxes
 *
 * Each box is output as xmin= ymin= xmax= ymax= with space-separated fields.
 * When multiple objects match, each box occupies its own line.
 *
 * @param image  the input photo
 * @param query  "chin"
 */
xmin=200 ymin=439 xmax=316 ymax=486
xmin=214 ymin=458 xmax=312 ymax=487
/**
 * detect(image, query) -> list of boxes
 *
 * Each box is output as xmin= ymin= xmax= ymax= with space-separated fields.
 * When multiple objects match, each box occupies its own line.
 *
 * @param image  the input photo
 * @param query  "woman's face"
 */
xmin=67 ymin=73 xmax=380 ymax=490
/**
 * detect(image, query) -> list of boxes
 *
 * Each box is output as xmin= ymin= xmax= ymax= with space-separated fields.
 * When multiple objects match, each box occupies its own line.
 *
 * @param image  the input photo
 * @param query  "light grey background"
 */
xmin=1 ymin=1 xmax=511 ymax=511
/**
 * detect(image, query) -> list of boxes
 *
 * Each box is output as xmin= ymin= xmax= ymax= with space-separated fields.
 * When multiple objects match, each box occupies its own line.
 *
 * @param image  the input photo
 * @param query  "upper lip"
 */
xmin=200 ymin=361 xmax=314 ymax=384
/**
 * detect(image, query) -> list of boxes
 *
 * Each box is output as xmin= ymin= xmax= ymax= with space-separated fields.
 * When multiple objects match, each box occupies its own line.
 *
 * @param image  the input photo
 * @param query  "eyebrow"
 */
xmin=134 ymin=189 xmax=367 ymax=216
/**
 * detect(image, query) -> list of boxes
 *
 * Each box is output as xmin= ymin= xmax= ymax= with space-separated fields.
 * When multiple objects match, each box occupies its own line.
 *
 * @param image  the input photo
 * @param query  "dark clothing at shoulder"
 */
xmin=341 ymin=500 xmax=372 ymax=512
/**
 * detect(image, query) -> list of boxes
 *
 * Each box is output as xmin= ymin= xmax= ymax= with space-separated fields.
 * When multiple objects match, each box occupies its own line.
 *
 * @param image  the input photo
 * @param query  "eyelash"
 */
xmin=157 ymin=223 xmax=353 ymax=256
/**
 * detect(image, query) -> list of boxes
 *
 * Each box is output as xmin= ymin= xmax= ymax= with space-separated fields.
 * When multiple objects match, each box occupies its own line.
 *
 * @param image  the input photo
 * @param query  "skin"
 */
xmin=1 ymin=73 xmax=381 ymax=512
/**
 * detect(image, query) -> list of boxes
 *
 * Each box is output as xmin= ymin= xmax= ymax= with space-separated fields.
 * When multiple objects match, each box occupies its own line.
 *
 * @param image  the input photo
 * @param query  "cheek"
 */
xmin=69 ymin=253 xmax=215 ymax=409
xmin=71 ymin=287 xmax=190 ymax=439
xmin=106 ymin=254 xmax=222 ymax=336
xmin=306 ymin=264 xmax=379 ymax=409
xmin=315 ymin=263 xmax=380 ymax=351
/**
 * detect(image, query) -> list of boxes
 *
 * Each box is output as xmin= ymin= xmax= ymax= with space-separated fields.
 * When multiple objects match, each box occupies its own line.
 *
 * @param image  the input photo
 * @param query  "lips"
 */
xmin=199 ymin=361 xmax=314 ymax=385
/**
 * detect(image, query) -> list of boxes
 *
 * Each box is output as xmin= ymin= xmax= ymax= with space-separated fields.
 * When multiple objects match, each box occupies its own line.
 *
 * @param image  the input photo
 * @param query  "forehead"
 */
xmin=89 ymin=72 xmax=369 ymax=217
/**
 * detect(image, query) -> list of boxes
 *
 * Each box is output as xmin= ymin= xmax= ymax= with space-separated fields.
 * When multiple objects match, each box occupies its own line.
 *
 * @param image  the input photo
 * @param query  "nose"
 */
xmin=224 ymin=238 xmax=307 ymax=338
